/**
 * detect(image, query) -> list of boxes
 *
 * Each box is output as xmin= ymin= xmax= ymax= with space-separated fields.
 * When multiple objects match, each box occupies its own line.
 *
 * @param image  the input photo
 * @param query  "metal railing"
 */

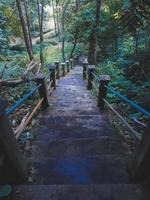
xmin=82 ymin=61 xmax=150 ymax=181
xmin=0 ymin=58 xmax=75 ymax=184
xmin=9 ymin=59 xmax=74 ymax=137
xmin=6 ymin=84 xmax=41 ymax=115
xmin=82 ymin=62 xmax=150 ymax=140
xmin=105 ymin=86 xmax=150 ymax=118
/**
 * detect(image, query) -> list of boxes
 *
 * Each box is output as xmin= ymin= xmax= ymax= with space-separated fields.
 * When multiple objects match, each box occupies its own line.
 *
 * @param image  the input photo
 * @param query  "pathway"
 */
xmin=14 ymin=66 xmax=147 ymax=200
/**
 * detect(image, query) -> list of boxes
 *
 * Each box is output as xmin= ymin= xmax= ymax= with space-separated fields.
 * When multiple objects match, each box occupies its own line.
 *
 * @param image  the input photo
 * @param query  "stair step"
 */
xmin=35 ymin=115 xmax=116 ymax=139
xmin=38 ymin=115 xmax=113 ymax=132
xmin=13 ymin=66 xmax=148 ymax=199
xmin=14 ymin=184 xmax=147 ymax=200
xmin=32 ymin=137 xmax=126 ymax=157
xmin=29 ymin=155 xmax=129 ymax=184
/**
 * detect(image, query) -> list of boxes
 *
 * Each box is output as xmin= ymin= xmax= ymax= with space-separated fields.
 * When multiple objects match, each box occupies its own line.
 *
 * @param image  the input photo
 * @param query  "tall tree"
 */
xmin=56 ymin=2 xmax=61 ymax=40
xmin=23 ymin=0 xmax=33 ymax=53
xmin=51 ymin=0 xmax=57 ymax=36
xmin=88 ymin=0 xmax=102 ymax=65
xmin=69 ymin=0 xmax=80 ymax=59
xmin=37 ymin=0 xmax=45 ymax=66
xmin=61 ymin=0 xmax=70 ymax=61
xmin=16 ymin=0 xmax=34 ymax=61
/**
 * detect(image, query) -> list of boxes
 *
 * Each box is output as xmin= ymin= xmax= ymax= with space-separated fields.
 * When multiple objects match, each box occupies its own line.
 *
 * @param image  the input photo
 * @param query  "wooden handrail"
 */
xmin=103 ymin=98 xmax=140 ymax=140
xmin=6 ymin=84 xmax=41 ymax=115
xmin=83 ymin=67 xmax=150 ymax=182
xmin=15 ymin=98 xmax=43 ymax=140
xmin=106 ymin=85 xmax=150 ymax=118
xmin=0 ymin=57 xmax=75 ymax=184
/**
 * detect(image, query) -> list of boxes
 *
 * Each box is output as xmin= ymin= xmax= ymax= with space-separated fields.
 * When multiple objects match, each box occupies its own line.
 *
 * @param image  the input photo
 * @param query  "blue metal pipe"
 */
xmin=6 ymin=84 xmax=41 ymax=115
xmin=105 ymin=86 xmax=150 ymax=118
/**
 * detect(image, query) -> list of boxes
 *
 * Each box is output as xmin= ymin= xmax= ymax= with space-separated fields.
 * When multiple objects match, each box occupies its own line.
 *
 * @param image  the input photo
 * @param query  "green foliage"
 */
xmin=43 ymin=42 xmax=83 ymax=64
xmin=0 ymin=0 xmax=149 ymax=117
xmin=123 ymin=48 xmax=150 ymax=82
xmin=0 ymin=56 xmax=28 ymax=79
xmin=1 ymin=6 xmax=22 ymax=37
xmin=66 ymin=2 xmax=96 ymax=42
xmin=120 ymin=0 xmax=150 ymax=33
xmin=97 ymin=34 xmax=150 ymax=112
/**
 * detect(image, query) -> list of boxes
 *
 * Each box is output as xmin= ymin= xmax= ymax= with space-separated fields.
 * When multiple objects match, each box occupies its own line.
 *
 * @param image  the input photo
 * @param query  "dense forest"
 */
xmin=1 ymin=1 xmax=150 ymax=198
xmin=0 ymin=0 xmax=150 ymax=134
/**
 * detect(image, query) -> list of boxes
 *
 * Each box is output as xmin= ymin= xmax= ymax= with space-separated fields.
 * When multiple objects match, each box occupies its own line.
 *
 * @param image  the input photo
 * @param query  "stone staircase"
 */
xmin=14 ymin=66 xmax=148 ymax=200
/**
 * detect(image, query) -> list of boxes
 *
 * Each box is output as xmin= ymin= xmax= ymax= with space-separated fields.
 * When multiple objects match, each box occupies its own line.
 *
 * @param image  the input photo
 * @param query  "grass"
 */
xmin=44 ymin=45 xmax=62 ymax=63
xmin=0 ymin=35 xmax=82 ymax=79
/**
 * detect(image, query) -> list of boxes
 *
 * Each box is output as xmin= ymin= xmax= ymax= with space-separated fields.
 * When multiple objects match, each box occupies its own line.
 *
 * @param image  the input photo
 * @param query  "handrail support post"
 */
xmin=70 ymin=59 xmax=73 ymax=69
xmin=61 ymin=63 xmax=66 ymax=76
xmin=87 ymin=65 xmax=96 ymax=90
xmin=55 ymin=61 xmax=60 ymax=79
xmin=83 ymin=61 xmax=88 ymax=80
xmin=98 ymin=75 xmax=111 ymax=108
xmin=128 ymin=121 xmax=150 ymax=182
xmin=0 ymin=98 xmax=27 ymax=183
xmin=66 ymin=61 xmax=70 ymax=73
xmin=49 ymin=67 xmax=56 ymax=89
xmin=35 ymin=72 xmax=49 ymax=109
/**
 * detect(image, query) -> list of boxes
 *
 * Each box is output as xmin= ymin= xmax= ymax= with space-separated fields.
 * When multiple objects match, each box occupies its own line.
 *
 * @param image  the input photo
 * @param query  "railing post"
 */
xmin=35 ymin=72 xmax=49 ymax=109
xmin=87 ymin=65 xmax=96 ymax=90
xmin=48 ymin=65 xmax=56 ymax=90
xmin=55 ymin=61 xmax=60 ymax=79
xmin=129 ymin=121 xmax=150 ymax=181
xmin=74 ymin=55 xmax=78 ymax=65
xmin=98 ymin=75 xmax=111 ymax=108
xmin=66 ymin=60 xmax=70 ymax=73
xmin=70 ymin=59 xmax=73 ymax=69
xmin=61 ymin=62 xmax=66 ymax=76
xmin=0 ymin=98 xmax=27 ymax=183
xmin=83 ymin=61 xmax=88 ymax=80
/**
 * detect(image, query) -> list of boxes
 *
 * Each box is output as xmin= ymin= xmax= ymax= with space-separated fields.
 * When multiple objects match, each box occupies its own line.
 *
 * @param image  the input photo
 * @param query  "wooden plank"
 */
xmin=103 ymin=99 xmax=140 ymax=140
xmin=14 ymin=112 xmax=30 ymax=136
xmin=129 ymin=122 xmax=150 ymax=181
xmin=0 ymin=98 xmax=27 ymax=183
xmin=35 ymin=73 xmax=49 ymax=109
xmin=48 ymin=87 xmax=55 ymax=96
xmin=15 ymin=98 xmax=43 ymax=140
xmin=87 ymin=65 xmax=96 ymax=90
xmin=98 ymin=76 xmax=111 ymax=108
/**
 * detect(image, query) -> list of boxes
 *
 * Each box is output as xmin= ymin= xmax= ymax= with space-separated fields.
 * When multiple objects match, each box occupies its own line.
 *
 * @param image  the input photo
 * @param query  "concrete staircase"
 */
xmin=14 ymin=66 xmax=148 ymax=200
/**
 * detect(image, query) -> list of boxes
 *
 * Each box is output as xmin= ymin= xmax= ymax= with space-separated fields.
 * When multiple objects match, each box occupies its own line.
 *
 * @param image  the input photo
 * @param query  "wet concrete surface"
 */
xmin=29 ymin=66 xmax=129 ymax=184
xmin=14 ymin=66 xmax=148 ymax=199
xmin=14 ymin=184 xmax=146 ymax=200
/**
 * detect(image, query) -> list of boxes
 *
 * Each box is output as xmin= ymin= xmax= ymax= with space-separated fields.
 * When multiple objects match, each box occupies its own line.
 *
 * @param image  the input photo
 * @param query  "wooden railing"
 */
xmin=82 ymin=61 xmax=150 ymax=182
xmin=0 ymin=58 xmax=74 ymax=184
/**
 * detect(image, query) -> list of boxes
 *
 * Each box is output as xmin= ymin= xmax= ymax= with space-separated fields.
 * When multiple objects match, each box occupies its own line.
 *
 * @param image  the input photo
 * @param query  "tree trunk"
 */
xmin=61 ymin=3 xmax=67 ymax=61
xmin=56 ymin=5 xmax=61 ymax=41
xmin=37 ymin=0 xmax=44 ymax=66
xmin=88 ymin=31 xmax=97 ymax=65
xmin=135 ymin=30 xmax=139 ymax=54
xmin=40 ymin=0 xmax=44 ymax=66
xmin=51 ymin=0 xmax=57 ymax=36
xmin=16 ymin=0 xmax=34 ymax=61
xmin=60 ymin=1 xmax=71 ymax=60
xmin=69 ymin=29 xmax=78 ymax=59
xmin=88 ymin=0 xmax=102 ymax=65
xmin=62 ymin=35 xmax=65 ymax=61
xmin=23 ymin=0 xmax=33 ymax=52
xmin=69 ymin=0 xmax=80 ymax=59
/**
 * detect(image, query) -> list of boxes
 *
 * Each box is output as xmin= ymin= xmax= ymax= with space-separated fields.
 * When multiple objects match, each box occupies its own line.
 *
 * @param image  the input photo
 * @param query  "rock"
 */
xmin=9 ymin=44 xmax=25 ymax=52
